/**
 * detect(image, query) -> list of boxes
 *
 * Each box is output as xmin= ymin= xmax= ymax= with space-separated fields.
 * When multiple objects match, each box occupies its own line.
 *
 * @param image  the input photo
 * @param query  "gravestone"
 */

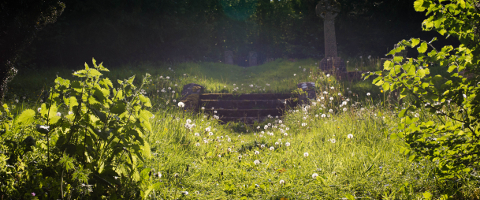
xmin=224 ymin=50 xmax=234 ymax=65
xmin=265 ymin=58 xmax=275 ymax=63
xmin=248 ymin=51 xmax=258 ymax=67
xmin=316 ymin=0 xmax=346 ymax=77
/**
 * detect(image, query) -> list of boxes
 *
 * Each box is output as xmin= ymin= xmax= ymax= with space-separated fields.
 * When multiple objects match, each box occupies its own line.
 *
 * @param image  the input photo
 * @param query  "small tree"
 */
xmin=0 ymin=0 xmax=65 ymax=102
xmin=368 ymin=0 xmax=479 ymax=191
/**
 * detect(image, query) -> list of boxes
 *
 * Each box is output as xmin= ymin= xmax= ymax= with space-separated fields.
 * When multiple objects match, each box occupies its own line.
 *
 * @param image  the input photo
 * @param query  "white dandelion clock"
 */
xmin=178 ymin=102 xmax=185 ymax=108
xmin=285 ymin=142 xmax=290 ymax=147
xmin=304 ymin=152 xmax=309 ymax=157
xmin=254 ymin=160 xmax=260 ymax=165
xmin=347 ymin=134 xmax=354 ymax=139
xmin=312 ymin=173 xmax=318 ymax=179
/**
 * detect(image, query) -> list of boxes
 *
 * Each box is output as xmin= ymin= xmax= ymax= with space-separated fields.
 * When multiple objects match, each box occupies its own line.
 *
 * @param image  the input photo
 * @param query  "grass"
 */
xmin=3 ymin=59 xmax=478 ymax=199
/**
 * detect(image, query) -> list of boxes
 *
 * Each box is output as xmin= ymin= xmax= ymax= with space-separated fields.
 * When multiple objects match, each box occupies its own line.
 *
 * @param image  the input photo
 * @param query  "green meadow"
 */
xmin=2 ymin=58 xmax=477 ymax=199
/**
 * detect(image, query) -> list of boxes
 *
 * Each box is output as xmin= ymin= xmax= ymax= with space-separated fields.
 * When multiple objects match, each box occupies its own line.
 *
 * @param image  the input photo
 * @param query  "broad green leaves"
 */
xmin=8 ymin=58 xmax=155 ymax=197
xmin=374 ymin=0 xmax=480 ymax=188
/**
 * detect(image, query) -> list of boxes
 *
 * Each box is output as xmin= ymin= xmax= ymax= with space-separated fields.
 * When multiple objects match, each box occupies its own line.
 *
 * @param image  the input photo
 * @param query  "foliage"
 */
xmin=0 ymin=59 xmax=155 ymax=199
xmin=28 ymin=0 xmax=437 ymax=68
xmin=367 ymin=0 xmax=480 ymax=196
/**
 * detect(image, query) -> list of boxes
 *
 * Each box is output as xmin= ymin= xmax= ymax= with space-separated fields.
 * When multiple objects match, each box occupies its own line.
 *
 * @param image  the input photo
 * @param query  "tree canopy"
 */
xmin=23 ymin=0 xmax=458 ymax=68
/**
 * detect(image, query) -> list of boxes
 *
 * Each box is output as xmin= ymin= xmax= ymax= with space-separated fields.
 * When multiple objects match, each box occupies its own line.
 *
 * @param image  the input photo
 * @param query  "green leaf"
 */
xmin=142 ymin=141 xmax=152 ymax=159
xmin=411 ymin=38 xmax=420 ymax=47
xmin=91 ymin=108 xmax=107 ymax=123
xmin=67 ymin=96 xmax=79 ymax=111
xmin=345 ymin=194 xmax=355 ymax=200
xmin=448 ymin=65 xmax=457 ymax=73
xmin=457 ymin=0 xmax=465 ymax=9
xmin=414 ymin=0 xmax=426 ymax=12
xmin=373 ymin=77 xmax=384 ymax=86
xmin=423 ymin=191 xmax=433 ymax=200
xmin=15 ymin=109 xmax=35 ymax=126
xmin=408 ymin=154 xmax=416 ymax=162
xmin=139 ymin=95 xmax=152 ymax=107
xmin=139 ymin=110 xmax=153 ymax=122
xmin=126 ymin=75 xmax=135 ymax=86
xmin=111 ymin=102 xmax=126 ymax=114
xmin=383 ymin=60 xmax=393 ymax=70
xmin=382 ymin=83 xmax=390 ymax=91
xmin=87 ymin=69 xmax=102 ymax=77
xmin=418 ymin=42 xmax=428 ymax=53
xmin=417 ymin=69 xmax=426 ymax=78
xmin=393 ymin=56 xmax=403 ymax=63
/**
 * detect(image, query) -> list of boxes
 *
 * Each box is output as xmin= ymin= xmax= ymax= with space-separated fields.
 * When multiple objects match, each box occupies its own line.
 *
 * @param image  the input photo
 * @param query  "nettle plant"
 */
xmin=367 ymin=0 xmax=480 ymax=183
xmin=1 ymin=59 xmax=155 ymax=198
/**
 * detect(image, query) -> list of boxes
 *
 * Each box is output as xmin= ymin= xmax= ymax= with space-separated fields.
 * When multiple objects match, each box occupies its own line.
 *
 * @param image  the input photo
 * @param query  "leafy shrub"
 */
xmin=368 ymin=0 xmax=480 ymax=196
xmin=0 ymin=59 xmax=155 ymax=199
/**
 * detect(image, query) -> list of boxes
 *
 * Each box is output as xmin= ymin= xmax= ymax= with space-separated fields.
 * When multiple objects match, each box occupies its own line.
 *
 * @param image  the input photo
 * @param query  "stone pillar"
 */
xmin=316 ymin=0 xmax=346 ymax=78
xmin=224 ymin=50 xmax=234 ymax=65
xmin=248 ymin=51 xmax=257 ymax=67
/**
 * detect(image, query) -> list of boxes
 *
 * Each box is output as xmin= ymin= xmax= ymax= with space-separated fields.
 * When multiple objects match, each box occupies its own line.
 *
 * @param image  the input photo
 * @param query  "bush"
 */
xmin=0 ymin=59 xmax=155 ymax=199
xmin=367 ymin=0 xmax=480 ymax=196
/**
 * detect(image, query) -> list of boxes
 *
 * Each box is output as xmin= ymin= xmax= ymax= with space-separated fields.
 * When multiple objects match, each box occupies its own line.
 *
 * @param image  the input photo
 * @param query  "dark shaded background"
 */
xmin=20 ymin=0 xmax=459 ymax=69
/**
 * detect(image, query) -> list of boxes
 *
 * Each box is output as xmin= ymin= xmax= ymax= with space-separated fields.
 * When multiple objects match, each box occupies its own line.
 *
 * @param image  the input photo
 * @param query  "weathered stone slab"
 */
xmin=248 ymin=51 xmax=258 ymax=67
xmin=181 ymin=83 xmax=204 ymax=111
xmin=265 ymin=58 xmax=275 ymax=63
xmin=225 ymin=50 xmax=234 ymax=65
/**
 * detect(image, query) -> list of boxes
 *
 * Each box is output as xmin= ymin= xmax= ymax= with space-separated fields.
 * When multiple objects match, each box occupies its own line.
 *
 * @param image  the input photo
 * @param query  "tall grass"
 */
xmin=4 ymin=59 xmax=478 ymax=199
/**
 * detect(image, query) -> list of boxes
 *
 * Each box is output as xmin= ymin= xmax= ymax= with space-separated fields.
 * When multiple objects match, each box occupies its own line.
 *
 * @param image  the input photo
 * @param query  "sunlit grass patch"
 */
xmin=2 ymin=58 xmax=470 ymax=199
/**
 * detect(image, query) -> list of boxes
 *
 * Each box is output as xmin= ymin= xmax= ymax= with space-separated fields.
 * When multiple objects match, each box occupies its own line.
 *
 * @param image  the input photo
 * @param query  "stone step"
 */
xmin=198 ymin=92 xmax=300 ymax=124
xmin=200 ymin=99 xmax=297 ymax=109
xmin=200 ymin=93 xmax=294 ymax=100
xmin=204 ymin=109 xmax=284 ymax=118
xmin=219 ymin=117 xmax=269 ymax=124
